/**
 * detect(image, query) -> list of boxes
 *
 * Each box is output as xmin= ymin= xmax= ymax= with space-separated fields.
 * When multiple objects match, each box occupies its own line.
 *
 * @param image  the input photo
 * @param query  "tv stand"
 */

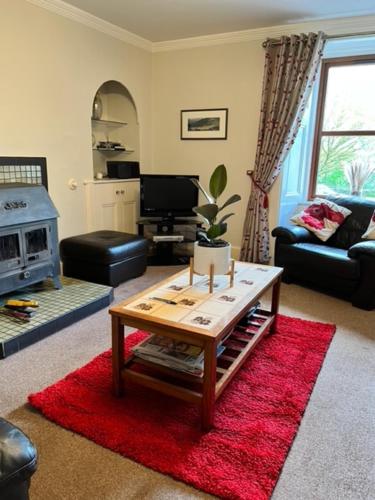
xmin=137 ymin=218 xmax=202 ymax=266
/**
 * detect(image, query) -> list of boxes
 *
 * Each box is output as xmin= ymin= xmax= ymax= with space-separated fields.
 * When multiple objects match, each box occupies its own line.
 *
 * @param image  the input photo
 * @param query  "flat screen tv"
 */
xmin=140 ymin=174 xmax=199 ymax=219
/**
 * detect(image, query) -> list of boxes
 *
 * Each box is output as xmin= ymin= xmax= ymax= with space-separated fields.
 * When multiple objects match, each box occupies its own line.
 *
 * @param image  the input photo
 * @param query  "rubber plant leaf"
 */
xmin=190 ymin=178 xmax=214 ymax=204
xmin=207 ymin=222 xmax=227 ymax=240
xmin=196 ymin=228 xmax=211 ymax=243
xmin=209 ymin=164 xmax=227 ymax=201
xmin=219 ymin=194 xmax=241 ymax=212
xmin=217 ymin=212 xmax=235 ymax=225
xmin=193 ymin=204 xmax=219 ymax=224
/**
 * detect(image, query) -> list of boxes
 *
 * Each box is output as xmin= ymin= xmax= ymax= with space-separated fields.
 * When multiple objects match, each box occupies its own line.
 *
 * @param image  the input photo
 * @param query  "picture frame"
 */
xmin=180 ymin=108 xmax=228 ymax=140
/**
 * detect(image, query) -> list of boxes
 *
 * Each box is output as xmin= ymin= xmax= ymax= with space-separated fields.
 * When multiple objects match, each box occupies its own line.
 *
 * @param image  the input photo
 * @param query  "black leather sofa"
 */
xmin=0 ymin=418 xmax=37 ymax=500
xmin=272 ymin=196 xmax=375 ymax=310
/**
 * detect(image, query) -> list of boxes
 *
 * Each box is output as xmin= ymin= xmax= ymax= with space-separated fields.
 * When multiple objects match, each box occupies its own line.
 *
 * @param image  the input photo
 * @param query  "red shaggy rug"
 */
xmin=29 ymin=315 xmax=335 ymax=500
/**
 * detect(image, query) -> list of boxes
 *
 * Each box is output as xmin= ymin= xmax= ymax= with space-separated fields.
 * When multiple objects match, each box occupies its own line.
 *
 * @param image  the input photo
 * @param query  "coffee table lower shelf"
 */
xmin=120 ymin=309 xmax=275 ymax=417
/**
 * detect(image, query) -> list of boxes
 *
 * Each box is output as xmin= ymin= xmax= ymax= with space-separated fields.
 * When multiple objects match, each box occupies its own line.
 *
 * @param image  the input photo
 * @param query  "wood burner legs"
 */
xmin=52 ymin=276 xmax=62 ymax=289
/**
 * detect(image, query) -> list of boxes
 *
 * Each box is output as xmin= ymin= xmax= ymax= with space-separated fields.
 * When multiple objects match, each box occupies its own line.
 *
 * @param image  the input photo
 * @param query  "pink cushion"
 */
xmin=362 ymin=210 xmax=375 ymax=240
xmin=291 ymin=198 xmax=352 ymax=242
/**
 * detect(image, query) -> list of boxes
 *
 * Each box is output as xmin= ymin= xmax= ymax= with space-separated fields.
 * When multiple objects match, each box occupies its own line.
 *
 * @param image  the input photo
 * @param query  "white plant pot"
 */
xmin=193 ymin=241 xmax=231 ymax=275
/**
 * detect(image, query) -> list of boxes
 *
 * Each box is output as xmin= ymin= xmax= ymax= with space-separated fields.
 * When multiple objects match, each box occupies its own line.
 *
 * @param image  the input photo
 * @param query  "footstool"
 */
xmin=60 ymin=230 xmax=148 ymax=287
xmin=0 ymin=418 xmax=37 ymax=500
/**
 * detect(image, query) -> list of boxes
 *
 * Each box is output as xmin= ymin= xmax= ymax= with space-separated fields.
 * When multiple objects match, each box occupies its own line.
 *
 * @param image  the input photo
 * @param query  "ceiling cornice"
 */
xmin=26 ymin=0 xmax=153 ymax=52
xmin=25 ymin=0 xmax=375 ymax=54
xmin=152 ymin=14 xmax=375 ymax=52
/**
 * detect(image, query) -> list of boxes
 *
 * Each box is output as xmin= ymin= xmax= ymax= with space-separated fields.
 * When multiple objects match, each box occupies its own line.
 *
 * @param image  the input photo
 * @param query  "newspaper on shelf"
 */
xmin=133 ymin=335 xmax=225 ymax=377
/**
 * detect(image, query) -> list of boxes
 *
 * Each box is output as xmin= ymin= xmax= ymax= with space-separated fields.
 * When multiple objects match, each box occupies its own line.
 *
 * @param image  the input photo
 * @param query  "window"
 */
xmin=310 ymin=55 xmax=375 ymax=200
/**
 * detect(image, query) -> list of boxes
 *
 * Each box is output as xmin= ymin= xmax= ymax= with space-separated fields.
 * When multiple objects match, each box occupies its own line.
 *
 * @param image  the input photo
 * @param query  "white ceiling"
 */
xmin=62 ymin=0 xmax=375 ymax=42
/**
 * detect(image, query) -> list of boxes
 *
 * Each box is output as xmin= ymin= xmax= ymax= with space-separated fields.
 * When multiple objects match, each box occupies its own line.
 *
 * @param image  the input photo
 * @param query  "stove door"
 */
xmin=0 ymin=229 xmax=25 ymax=273
xmin=22 ymin=224 xmax=51 ymax=264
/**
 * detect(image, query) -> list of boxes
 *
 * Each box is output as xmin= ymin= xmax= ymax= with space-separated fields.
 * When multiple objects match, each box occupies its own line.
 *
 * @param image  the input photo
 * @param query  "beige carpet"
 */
xmin=1 ymin=266 xmax=374 ymax=500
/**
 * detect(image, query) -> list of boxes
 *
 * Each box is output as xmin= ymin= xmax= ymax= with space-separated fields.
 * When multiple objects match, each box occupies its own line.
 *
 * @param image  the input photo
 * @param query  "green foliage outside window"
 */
xmin=316 ymin=62 xmax=375 ymax=199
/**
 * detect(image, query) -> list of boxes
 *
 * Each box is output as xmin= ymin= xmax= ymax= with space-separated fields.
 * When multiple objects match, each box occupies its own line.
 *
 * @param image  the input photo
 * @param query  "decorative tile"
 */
xmin=212 ymin=292 xmax=243 ymax=304
xmin=194 ymin=276 xmax=230 ymax=292
xmin=233 ymin=262 xmax=253 ymax=275
xmin=183 ymin=286 xmax=211 ymax=299
xmin=236 ymin=278 xmax=255 ymax=287
xmin=181 ymin=311 xmax=221 ymax=329
xmin=150 ymin=305 xmax=190 ymax=322
xmin=145 ymin=290 xmax=179 ymax=302
xmin=196 ymin=299 xmax=234 ymax=316
xmin=174 ymin=295 xmax=204 ymax=309
xmin=126 ymin=299 xmax=162 ymax=314
xmin=160 ymin=282 xmax=191 ymax=293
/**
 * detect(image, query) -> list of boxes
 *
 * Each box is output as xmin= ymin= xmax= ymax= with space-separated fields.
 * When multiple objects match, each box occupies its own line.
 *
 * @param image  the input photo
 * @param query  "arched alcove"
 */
xmin=91 ymin=80 xmax=140 ymax=178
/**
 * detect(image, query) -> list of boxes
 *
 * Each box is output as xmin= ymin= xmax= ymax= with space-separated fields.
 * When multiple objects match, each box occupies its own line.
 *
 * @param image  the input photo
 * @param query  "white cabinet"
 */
xmin=85 ymin=180 xmax=139 ymax=234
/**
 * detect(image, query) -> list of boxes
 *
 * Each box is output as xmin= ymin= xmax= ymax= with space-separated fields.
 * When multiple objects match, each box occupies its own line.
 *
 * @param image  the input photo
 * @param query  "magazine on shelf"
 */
xmin=236 ymin=301 xmax=261 ymax=326
xmin=133 ymin=335 xmax=225 ymax=377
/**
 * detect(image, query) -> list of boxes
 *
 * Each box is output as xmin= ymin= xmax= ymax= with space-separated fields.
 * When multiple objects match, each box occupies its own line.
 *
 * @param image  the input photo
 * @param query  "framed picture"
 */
xmin=180 ymin=108 xmax=228 ymax=140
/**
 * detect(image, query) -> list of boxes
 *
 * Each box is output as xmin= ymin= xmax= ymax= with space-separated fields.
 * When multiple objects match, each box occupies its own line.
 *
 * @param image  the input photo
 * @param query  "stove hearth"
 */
xmin=0 ymin=183 xmax=61 ymax=296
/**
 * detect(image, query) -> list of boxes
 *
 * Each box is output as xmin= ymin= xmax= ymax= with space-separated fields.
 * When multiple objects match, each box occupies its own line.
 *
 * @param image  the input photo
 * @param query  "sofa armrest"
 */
xmin=272 ymin=225 xmax=316 ymax=244
xmin=348 ymin=241 xmax=375 ymax=259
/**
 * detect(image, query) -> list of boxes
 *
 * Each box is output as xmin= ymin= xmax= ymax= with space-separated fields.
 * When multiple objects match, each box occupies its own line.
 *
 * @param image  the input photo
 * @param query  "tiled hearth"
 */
xmin=0 ymin=276 xmax=113 ymax=358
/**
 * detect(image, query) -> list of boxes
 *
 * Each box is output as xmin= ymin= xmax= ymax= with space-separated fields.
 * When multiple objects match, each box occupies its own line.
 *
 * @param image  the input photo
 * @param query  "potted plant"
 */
xmin=191 ymin=164 xmax=241 ymax=275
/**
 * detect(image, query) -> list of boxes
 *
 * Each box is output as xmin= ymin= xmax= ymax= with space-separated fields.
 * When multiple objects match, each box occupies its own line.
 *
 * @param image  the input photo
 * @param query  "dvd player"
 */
xmin=152 ymin=234 xmax=184 ymax=243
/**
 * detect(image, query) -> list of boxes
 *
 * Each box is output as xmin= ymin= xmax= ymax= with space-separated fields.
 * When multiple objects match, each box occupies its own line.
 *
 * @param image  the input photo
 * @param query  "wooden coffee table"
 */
xmin=110 ymin=261 xmax=283 ymax=431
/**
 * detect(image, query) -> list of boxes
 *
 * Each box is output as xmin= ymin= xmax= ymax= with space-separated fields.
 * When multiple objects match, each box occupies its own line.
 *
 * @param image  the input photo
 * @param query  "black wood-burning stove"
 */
xmin=0 ymin=183 xmax=61 ymax=295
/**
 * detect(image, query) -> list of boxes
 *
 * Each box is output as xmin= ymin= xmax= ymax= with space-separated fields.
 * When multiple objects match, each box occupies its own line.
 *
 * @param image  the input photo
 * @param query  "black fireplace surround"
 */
xmin=0 ymin=183 xmax=61 ymax=295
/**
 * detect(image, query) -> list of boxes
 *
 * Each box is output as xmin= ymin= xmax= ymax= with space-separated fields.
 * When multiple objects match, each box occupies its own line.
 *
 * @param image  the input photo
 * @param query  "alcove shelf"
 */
xmin=91 ymin=80 xmax=139 ymax=179
xmin=92 ymin=118 xmax=128 ymax=127
xmin=93 ymin=148 xmax=135 ymax=153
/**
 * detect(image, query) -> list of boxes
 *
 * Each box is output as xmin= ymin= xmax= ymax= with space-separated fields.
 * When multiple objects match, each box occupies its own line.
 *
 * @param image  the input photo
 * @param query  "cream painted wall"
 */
xmin=1 ymin=1 xmax=281 ymax=252
xmin=152 ymin=42 xmax=281 ymax=259
xmin=1 ymin=2 xmax=371 ymax=260
xmin=0 ymin=0 xmax=152 ymax=239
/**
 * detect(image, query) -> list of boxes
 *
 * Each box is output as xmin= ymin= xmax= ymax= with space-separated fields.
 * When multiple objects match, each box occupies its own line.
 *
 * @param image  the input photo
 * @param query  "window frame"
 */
xmin=309 ymin=54 xmax=375 ymax=199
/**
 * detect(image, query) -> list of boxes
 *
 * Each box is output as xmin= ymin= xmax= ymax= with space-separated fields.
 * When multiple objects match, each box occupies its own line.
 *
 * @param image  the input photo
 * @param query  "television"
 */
xmin=140 ymin=174 xmax=199 ymax=219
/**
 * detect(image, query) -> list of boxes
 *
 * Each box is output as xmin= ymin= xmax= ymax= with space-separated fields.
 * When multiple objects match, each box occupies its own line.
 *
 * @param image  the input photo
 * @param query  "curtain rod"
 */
xmin=262 ymin=31 xmax=375 ymax=48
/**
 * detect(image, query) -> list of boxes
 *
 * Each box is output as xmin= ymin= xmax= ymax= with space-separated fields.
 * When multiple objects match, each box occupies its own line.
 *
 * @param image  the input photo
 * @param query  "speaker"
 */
xmin=106 ymin=161 xmax=140 ymax=179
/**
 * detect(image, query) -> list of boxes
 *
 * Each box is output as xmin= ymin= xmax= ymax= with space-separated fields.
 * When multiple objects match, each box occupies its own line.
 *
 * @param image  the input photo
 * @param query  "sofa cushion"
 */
xmin=290 ymin=198 xmax=351 ymax=242
xmin=279 ymin=242 xmax=360 ymax=280
xmin=325 ymin=196 xmax=375 ymax=249
xmin=362 ymin=209 xmax=375 ymax=239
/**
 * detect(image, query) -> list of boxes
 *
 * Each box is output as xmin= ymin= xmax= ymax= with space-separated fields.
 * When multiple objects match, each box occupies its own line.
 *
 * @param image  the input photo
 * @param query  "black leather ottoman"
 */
xmin=0 ymin=418 xmax=37 ymax=500
xmin=60 ymin=230 xmax=148 ymax=287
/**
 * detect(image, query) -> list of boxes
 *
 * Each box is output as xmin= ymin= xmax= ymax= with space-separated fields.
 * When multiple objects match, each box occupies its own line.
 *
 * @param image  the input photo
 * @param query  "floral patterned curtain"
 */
xmin=240 ymin=32 xmax=326 ymax=263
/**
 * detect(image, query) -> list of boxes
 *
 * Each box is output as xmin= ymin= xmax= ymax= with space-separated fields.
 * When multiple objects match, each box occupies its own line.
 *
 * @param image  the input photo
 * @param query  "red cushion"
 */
xmin=291 ymin=198 xmax=352 ymax=242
